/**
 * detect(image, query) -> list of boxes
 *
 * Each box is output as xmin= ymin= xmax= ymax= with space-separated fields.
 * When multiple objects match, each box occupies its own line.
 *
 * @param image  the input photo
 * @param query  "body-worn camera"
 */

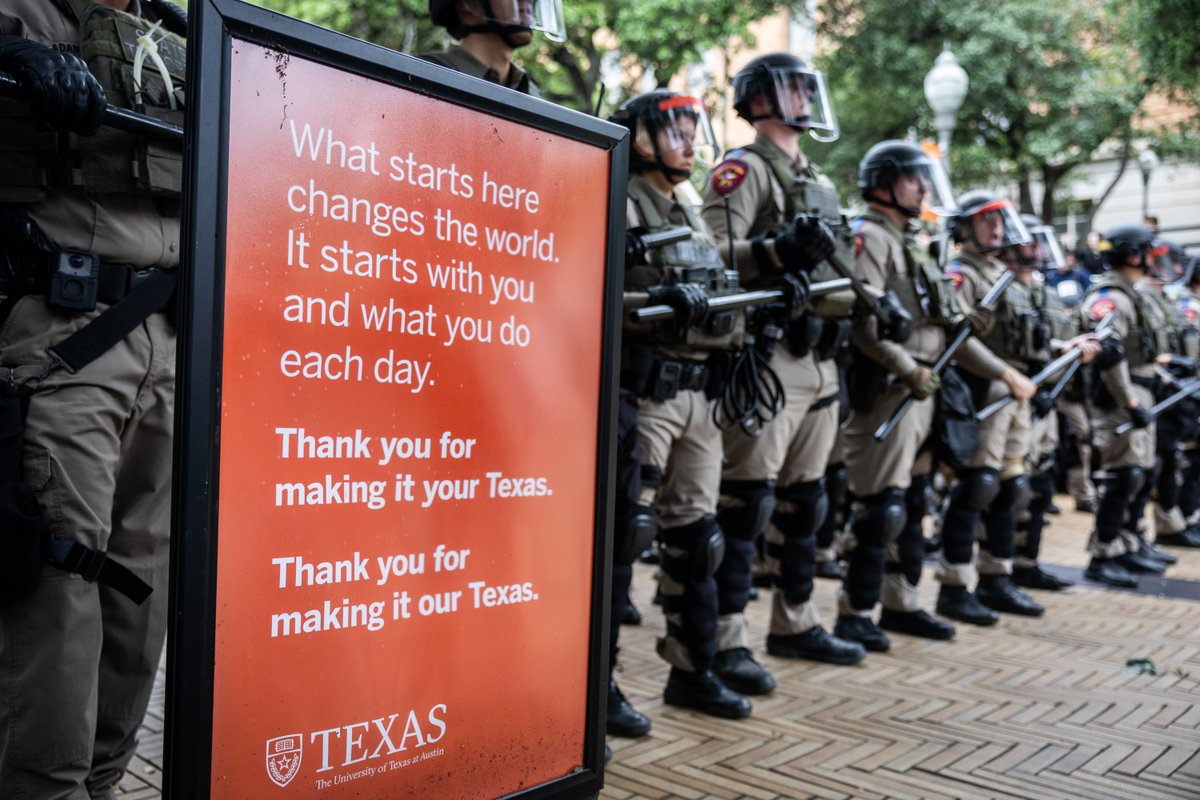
xmin=49 ymin=250 xmax=100 ymax=311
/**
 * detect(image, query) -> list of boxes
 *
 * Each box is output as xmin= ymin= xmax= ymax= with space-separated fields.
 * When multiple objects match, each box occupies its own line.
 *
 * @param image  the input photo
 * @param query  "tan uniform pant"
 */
xmin=1090 ymin=385 xmax=1156 ymax=471
xmin=1059 ymin=398 xmax=1097 ymax=505
xmin=639 ymin=388 xmax=723 ymax=670
xmin=844 ymin=380 xmax=934 ymax=497
xmin=638 ymin=389 xmax=722 ymax=528
xmin=720 ymin=348 xmax=838 ymax=643
xmin=1025 ymin=408 xmax=1059 ymax=475
xmin=0 ymin=296 xmax=174 ymax=800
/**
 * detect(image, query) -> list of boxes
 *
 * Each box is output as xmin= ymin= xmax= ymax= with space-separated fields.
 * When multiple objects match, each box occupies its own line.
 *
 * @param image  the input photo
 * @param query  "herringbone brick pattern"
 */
xmin=117 ymin=499 xmax=1200 ymax=799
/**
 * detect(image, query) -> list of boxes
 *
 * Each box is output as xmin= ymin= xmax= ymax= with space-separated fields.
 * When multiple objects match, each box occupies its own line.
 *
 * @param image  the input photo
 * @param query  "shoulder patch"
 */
xmin=1088 ymin=295 xmax=1116 ymax=321
xmin=854 ymin=232 xmax=865 ymax=258
xmin=946 ymin=261 xmax=964 ymax=292
xmin=710 ymin=159 xmax=749 ymax=197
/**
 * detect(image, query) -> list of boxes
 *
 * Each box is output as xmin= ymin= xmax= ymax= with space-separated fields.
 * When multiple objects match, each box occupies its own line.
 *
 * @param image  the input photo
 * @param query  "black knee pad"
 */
xmin=614 ymin=503 xmax=658 ymax=565
xmin=1111 ymin=466 xmax=1145 ymax=501
xmin=955 ymin=467 xmax=1001 ymax=512
xmin=717 ymin=479 xmax=777 ymax=541
xmin=660 ymin=515 xmax=726 ymax=581
xmin=850 ymin=488 xmax=907 ymax=548
xmin=1008 ymin=474 xmax=1033 ymax=515
xmin=774 ymin=477 xmax=829 ymax=538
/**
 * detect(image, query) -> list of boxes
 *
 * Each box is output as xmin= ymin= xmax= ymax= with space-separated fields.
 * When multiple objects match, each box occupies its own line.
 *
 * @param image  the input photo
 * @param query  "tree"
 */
xmin=252 ymin=0 xmax=446 ymax=57
xmin=522 ymin=0 xmax=780 ymax=113
xmin=812 ymin=0 xmax=1165 ymax=224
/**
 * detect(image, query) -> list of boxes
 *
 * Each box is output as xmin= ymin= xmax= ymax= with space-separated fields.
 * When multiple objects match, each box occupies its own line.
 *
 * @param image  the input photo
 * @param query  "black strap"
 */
xmin=44 ymin=535 xmax=153 ymax=604
xmin=48 ymin=269 xmax=176 ymax=373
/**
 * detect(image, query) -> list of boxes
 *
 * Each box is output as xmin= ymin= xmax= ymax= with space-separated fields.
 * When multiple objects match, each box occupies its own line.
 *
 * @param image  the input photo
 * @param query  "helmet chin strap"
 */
xmin=874 ymin=186 xmax=920 ymax=218
xmin=460 ymin=21 xmax=532 ymax=48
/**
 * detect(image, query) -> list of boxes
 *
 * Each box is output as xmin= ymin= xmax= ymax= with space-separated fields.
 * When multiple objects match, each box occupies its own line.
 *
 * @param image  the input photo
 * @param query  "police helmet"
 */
xmin=857 ymin=140 xmax=954 ymax=218
xmin=610 ymin=90 xmax=718 ymax=182
xmin=428 ymin=0 xmax=565 ymax=44
xmin=731 ymin=53 xmax=838 ymax=141
xmin=1099 ymin=224 xmax=1156 ymax=270
xmin=949 ymin=190 xmax=1031 ymax=253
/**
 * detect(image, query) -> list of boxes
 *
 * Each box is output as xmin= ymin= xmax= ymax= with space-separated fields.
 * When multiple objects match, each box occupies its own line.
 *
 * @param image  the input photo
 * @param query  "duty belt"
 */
xmin=19 ymin=250 xmax=170 ymax=307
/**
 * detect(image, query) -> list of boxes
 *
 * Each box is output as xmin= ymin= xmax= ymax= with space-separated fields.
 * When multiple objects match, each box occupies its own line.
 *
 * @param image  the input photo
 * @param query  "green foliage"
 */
xmin=1122 ymin=0 xmax=1200 ymax=95
xmin=524 ymin=0 xmax=779 ymax=112
xmin=813 ymin=0 xmax=1155 ymax=221
xmin=249 ymin=0 xmax=446 ymax=56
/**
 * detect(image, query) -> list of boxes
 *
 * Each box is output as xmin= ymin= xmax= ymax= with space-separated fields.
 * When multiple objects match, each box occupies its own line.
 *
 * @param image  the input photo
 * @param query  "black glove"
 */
xmin=876 ymin=290 xmax=913 ymax=343
xmin=1128 ymin=403 xmax=1153 ymax=429
xmin=772 ymin=213 xmax=837 ymax=273
xmin=1031 ymin=389 xmax=1055 ymax=419
xmin=1165 ymin=354 xmax=1200 ymax=378
xmin=647 ymin=284 xmax=708 ymax=329
xmin=0 ymin=36 xmax=106 ymax=135
xmin=625 ymin=229 xmax=648 ymax=269
xmin=779 ymin=271 xmax=810 ymax=320
xmin=147 ymin=0 xmax=189 ymax=36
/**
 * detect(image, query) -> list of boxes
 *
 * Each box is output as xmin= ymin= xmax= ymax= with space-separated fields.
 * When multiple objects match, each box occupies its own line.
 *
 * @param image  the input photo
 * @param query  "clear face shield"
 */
xmin=967 ymin=200 xmax=1031 ymax=253
xmin=1029 ymin=224 xmax=1066 ymax=271
xmin=766 ymin=66 xmax=838 ymax=142
xmin=634 ymin=95 xmax=719 ymax=178
xmin=906 ymin=147 xmax=956 ymax=221
xmin=466 ymin=0 xmax=566 ymax=41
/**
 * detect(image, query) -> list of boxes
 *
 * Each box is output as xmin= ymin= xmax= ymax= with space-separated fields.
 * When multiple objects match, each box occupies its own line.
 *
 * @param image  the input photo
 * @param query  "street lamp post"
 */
xmin=924 ymin=45 xmax=969 ymax=174
xmin=1138 ymin=148 xmax=1159 ymax=221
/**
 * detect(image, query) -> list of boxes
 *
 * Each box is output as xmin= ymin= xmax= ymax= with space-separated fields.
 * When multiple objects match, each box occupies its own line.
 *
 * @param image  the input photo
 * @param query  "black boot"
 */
xmin=936 ymin=585 xmax=998 ymax=626
xmin=833 ymin=614 xmax=891 ymax=652
xmin=1156 ymin=528 xmax=1200 ymax=548
xmin=1115 ymin=550 xmax=1167 ymax=574
xmin=766 ymin=626 xmax=866 ymax=665
xmin=663 ymin=669 xmax=751 ymax=719
xmin=1012 ymin=564 xmax=1073 ymax=591
xmin=713 ymin=647 xmax=776 ymax=695
xmin=1084 ymin=557 xmax=1138 ymax=588
xmin=878 ymin=608 xmax=956 ymax=640
xmin=621 ymin=602 xmax=642 ymax=626
xmin=974 ymin=574 xmax=1045 ymax=616
xmin=815 ymin=559 xmax=844 ymax=579
xmin=607 ymin=679 xmax=651 ymax=737
xmin=1139 ymin=539 xmax=1177 ymax=565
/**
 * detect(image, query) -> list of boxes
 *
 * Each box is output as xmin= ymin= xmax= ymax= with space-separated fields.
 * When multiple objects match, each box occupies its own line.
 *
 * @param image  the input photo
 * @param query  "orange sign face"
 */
xmin=212 ymin=41 xmax=611 ymax=797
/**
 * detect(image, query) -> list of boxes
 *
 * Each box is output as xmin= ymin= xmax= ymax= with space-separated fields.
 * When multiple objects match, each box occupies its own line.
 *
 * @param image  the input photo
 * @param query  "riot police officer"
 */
xmin=938 ymin=192 xmax=1041 ymax=623
xmin=700 ymin=53 xmax=867 ymax=679
xmin=1079 ymin=225 xmax=1176 ymax=586
xmin=425 ymin=0 xmax=563 ymax=93
xmin=0 ymin=1 xmax=185 ymax=795
xmin=838 ymin=141 xmax=1008 ymax=647
xmin=615 ymin=90 xmax=756 ymax=719
xmin=1164 ymin=260 xmax=1200 ymax=548
xmin=1006 ymin=214 xmax=1097 ymax=591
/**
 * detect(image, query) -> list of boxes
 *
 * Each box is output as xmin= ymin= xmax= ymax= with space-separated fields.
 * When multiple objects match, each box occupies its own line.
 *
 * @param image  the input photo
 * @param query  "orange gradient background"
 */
xmin=212 ymin=40 xmax=611 ymax=798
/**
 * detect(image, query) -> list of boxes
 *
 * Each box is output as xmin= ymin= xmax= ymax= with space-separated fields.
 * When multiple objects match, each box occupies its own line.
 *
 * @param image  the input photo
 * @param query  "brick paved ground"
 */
xmin=117 ymin=499 xmax=1200 ymax=799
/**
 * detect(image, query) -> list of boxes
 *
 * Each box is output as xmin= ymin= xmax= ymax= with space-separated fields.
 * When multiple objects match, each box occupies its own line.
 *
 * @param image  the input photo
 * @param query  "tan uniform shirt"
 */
xmin=421 ymin=44 xmax=539 ymax=96
xmin=0 ymin=0 xmax=181 ymax=268
xmin=699 ymin=133 xmax=826 ymax=284
xmin=1080 ymin=276 xmax=1146 ymax=408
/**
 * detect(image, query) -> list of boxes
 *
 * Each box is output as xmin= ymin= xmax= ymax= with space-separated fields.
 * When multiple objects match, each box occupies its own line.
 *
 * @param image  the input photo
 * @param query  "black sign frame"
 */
xmin=168 ymin=2 xmax=627 ymax=797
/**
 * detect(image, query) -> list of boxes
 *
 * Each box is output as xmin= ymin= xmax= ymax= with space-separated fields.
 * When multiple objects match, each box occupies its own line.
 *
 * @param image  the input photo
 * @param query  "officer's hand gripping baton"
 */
xmin=1113 ymin=377 xmax=1200 ymax=436
xmin=0 ymin=71 xmax=184 ymax=142
xmin=631 ymin=278 xmax=852 ymax=323
xmin=974 ymin=313 xmax=1116 ymax=422
xmin=873 ymin=269 xmax=1016 ymax=441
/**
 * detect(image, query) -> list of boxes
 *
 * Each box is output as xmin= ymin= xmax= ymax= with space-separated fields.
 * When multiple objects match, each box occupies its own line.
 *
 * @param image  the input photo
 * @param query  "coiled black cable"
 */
xmin=714 ymin=323 xmax=786 ymax=435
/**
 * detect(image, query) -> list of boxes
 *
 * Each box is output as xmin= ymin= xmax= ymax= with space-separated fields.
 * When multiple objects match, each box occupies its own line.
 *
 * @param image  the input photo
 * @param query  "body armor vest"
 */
xmin=1087 ymin=274 xmax=1171 ymax=369
xmin=854 ymin=211 xmax=956 ymax=325
xmin=627 ymin=181 xmax=745 ymax=350
xmin=738 ymin=141 xmax=856 ymax=317
xmin=956 ymin=253 xmax=1052 ymax=364
xmin=0 ymin=0 xmax=185 ymax=203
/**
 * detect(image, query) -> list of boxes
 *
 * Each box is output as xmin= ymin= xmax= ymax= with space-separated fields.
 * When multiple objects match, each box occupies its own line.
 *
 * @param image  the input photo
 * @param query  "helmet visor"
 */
xmin=472 ymin=0 xmax=566 ymax=41
xmin=634 ymin=95 xmax=719 ymax=170
xmin=766 ymin=65 xmax=838 ymax=142
xmin=1029 ymin=224 xmax=1066 ymax=270
xmin=912 ymin=142 xmax=956 ymax=219
xmin=966 ymin=199 xmax=1031 ymax=252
